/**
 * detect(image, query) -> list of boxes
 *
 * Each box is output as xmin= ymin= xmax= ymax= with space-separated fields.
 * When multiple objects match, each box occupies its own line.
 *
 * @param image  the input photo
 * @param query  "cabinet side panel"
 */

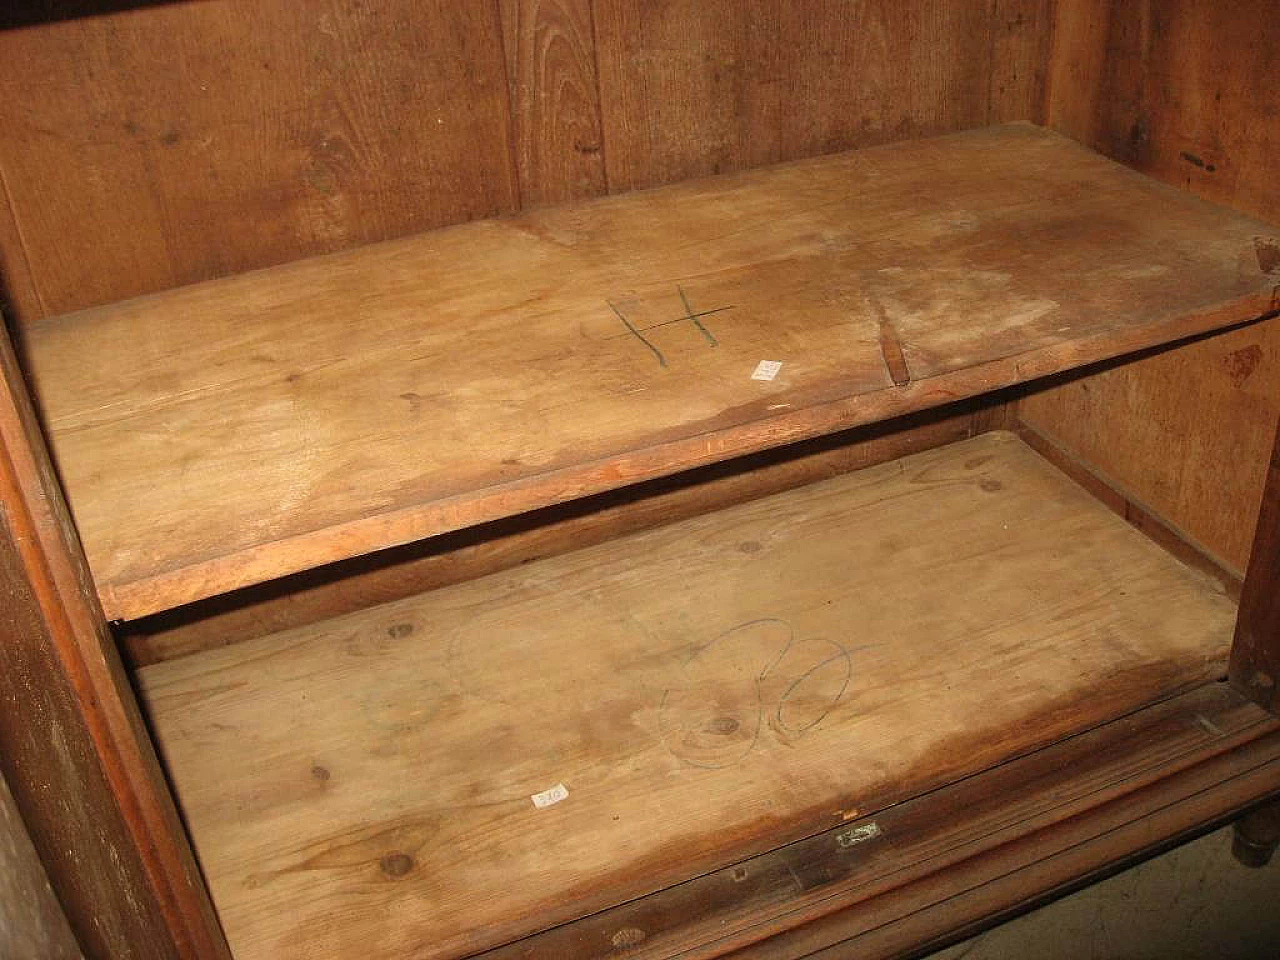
xmin=0 ymin=327 xmax=229 ymax=959
xmin=0 ymin=766 xmax=82 ymax=960
xmin=1018 ymin=320 xmax=1280 ymax=576
xmin=1028 ymin=0 xmax=1280 ymax=573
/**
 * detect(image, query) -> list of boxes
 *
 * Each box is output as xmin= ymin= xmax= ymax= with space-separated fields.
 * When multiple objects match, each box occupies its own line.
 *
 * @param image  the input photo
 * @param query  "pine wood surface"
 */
xmin=26 ymin=125 xmax=1280 ymax=620
xmin=474 ymin=683 xmax=1280 ymax=960
xmin=138 ymin=433 xmax=1238 ymax=960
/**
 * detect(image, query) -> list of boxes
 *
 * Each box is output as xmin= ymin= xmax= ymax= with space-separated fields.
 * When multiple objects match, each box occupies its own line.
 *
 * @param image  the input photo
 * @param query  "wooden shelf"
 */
xmin=137 ymin=433 xmax=1238 ymax=960
xmin=27 ymin=124 xmax=1279 ymax=620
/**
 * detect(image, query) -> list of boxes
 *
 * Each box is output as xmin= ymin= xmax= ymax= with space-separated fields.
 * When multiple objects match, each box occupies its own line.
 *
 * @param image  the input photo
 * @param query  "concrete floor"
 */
xmin=926 ymin=825 xmax=1280 ymax=960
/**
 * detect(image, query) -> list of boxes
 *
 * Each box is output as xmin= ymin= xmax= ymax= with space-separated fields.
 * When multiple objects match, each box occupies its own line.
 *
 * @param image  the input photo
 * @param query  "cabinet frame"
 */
xmin=2 ymin=313 xmax=1279 ymax=958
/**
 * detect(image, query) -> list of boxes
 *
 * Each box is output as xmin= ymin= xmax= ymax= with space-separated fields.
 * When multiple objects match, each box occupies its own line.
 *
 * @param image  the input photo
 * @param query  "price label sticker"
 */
xmin=531 ymin=783 xmax=569 ymax=809
xmin=751 ymin=360 xmax=783 ymax=381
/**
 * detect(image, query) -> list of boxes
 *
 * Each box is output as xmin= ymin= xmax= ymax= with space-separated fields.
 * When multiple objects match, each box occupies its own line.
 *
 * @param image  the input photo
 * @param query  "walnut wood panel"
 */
xmin=122 ymin=402 xmax=986 ymax=666
xmin=499 ymin=0 xmax=608 ymax=207
xmin=0 ymin=1 xmax=1051 ymax=325
xmin=1013 ymin=420 xmax=1242 ymax=599
xmin=472 ymin=683 xmax=1280 ymax=960
xmin=0 ymin=0 xmax=518 ymax=321
xmin=1025 ymin=0 xmax=1280 ymax=574
xmin=592 ymin=0 xmax=1051 ymax=192
xmin=1231 ymin=422 xmax=1280 ymax=714
xmin=0 ymin=328 xmax=229 ymax=959
xmin=24 ymin=125 xmax=1280 ymax=620
xmin=1018 ymin=320 xmax=1280 ymax=577
xmin=0 ymin=767 xmax=82 ymax=960
xmin=136 ymin=433 xmax=1239 ymax=960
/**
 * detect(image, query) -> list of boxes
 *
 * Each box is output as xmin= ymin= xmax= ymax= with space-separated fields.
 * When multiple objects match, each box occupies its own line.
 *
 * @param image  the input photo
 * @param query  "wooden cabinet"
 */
xmin=1 ymin=4 xmax=1278 ymax=959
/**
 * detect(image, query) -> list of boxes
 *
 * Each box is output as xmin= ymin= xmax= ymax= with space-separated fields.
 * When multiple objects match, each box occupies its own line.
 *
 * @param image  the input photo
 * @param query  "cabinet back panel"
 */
xmin=0 ymin=0 xmax=1051 ymax=323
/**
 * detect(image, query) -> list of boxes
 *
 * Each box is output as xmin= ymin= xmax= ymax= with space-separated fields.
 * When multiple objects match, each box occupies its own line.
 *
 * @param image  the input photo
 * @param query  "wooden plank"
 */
xmin=0 ymin=0 xmax=518 ymax=321
xmin=1048 ymin=0 xmax=1280 ymax=227
xmin=121 ymin=402 xmax=985 ymax=666
xmin=24 ymin=124 xmax=1280 ymax=619
xmin=740 ymin=701 xmax=1280 ymax=960
xmin=0 ymin=768 xmax=83 ymax=960
xmin=1231 ymin=421 xmax=1280 ymax=714
xmin=0 ymin=1 xmax=1049 ymax=328
xmin=499 ymin=0 xmax=608 ymax=206
xmin=986 ymin=0 xmax=1054 ymax=126
xmin=1026 ymin=0 xmax=1280 ymax=574
xmin=591 ymin=0 xmax=1050 ymax=192
xmin=1014 ymin=420 xmax=1243 ymax=599
xmin=137 ymin=432 xmax=1240 ymax=960
xmin=1018 ymin=319 xmax=1280 ymax=577
xmin=473 ymin=683 xmax=1280 ymax=960
xmin=0 ymin=327 xmax=229 ymax=959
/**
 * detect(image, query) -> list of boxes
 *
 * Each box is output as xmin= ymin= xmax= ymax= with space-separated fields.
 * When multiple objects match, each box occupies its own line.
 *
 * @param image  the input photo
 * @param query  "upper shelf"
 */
xmin=25 ymin=124 xmax=1280 ymax=620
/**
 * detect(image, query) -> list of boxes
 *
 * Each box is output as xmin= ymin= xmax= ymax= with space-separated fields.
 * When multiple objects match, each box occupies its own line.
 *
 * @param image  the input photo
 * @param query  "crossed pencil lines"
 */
xmin=606 ymin=286 xmax=734 ymax=368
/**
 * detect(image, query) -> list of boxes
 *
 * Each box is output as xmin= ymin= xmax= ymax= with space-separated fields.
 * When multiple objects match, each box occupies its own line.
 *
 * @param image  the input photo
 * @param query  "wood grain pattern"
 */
xmin=0 ymin=327 xmax=228 ymax=959
xmin=1025 ymin=0 xmax=1280 ymax=573
xmin=0 ymin=1 xmax=1051 ymax=325
xmin=0 ymin=768 xmax=82 ymax=960
xmin=0 ymin=0 xmax=518 ymax=320
xmin=739 ymin=706 xmax=1280 ymax=960
xmin=1018 ymin=322 xmax=1280 ymax=576
xmin=137 ymin=433 xmax=1239 ymax=960
xmin=24 ymin=124 xmax=1280 ymax=620
xmin=122 ymin=403 xmax=986 ymax=666
xmin=1048 ymin=0 xmax=1280 ymax=227
xmin=592 ymin=0 xmax=1050 ymax=192
xmin=1014 ymin=420 xmax=1242 ymax=599
xmin=1231 ymin=421 xmax=1280 ymax=714
xmin=499 ymin=0 xmax=607 ymax=206
xmin=474 ymin=683 xmax=1280 ymax=960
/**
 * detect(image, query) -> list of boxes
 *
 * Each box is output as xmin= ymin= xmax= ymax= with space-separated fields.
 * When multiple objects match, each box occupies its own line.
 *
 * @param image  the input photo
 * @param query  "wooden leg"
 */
xmin=1231 ymin=798 xmax=1280 ymax=868
xmin=1230 ymin=421 xmax=1280 ymax=716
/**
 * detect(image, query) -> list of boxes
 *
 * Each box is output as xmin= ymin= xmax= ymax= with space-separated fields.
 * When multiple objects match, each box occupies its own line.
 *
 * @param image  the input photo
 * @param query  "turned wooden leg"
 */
xmin=1232 ymin=799 xmax=1280 ymax=868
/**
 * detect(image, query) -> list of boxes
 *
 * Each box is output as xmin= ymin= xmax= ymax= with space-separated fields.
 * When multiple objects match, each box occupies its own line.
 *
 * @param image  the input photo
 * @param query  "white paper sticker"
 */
xmin=751 ymin=360 xmax=783 ymax=381
xmin=531 ymin=783 xmax=569 ymax=809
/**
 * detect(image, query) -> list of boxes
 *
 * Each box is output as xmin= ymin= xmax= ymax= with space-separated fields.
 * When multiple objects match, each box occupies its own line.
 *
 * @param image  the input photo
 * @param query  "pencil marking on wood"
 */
xmin=775 ymin=643 xmax=852 ymax=736
xmin=608 ymin=299 xmax=666 ymax=367
xmin=600 ymin=305 xmax=735 ymax=339
xmin=660 ymin=619 xmax=850 ymax=768
xmin=605 ymin=287 xmax=733 ymax=365
xmin=678 ymin=285 xmax=719 ymax=346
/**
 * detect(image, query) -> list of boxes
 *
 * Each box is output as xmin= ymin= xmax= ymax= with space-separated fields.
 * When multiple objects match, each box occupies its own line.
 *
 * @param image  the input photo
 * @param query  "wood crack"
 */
xmin=878 ymin=317 xmax=911 ymax=387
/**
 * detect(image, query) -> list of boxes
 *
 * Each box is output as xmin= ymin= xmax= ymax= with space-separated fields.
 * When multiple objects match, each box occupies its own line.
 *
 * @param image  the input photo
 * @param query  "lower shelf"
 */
xmin=137 ymin=431 xmax=1238 ymax=960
